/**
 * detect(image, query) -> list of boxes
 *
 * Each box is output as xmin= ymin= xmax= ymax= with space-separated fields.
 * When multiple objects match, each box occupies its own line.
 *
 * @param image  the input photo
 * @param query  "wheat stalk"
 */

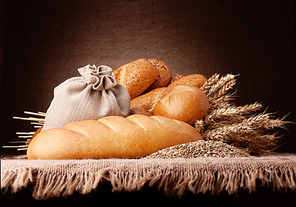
xmin=202 ymin=117 xmax=284 ymax=156
xmin=213 ymin=78 xmax=236 ymax=100
xmin=203 ymin=122 xmax=256 ymax=142
xmin=204 ymin=102 xmax=263 ymax=127
xmin=196 ymin=73 xmax=289 ymax=155
xmin=243 ymin=113 xmax=288 ymax=130
xmin=229 ymin=133 xmax=280 ymax=155
xmin=206 ymin=74 xmax=237 ymax=97
xmin=200 ymin=73 xmax=220 ymax=93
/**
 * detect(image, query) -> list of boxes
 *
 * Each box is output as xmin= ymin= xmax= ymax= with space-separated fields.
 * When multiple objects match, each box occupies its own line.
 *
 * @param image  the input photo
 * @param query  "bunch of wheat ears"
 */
xmin=195 ymin=73 xmax=289 ymax=155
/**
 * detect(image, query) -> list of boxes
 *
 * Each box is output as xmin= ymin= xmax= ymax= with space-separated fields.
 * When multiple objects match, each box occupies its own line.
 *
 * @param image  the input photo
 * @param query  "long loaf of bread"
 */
xmin=27 ymin=115 xmax=202 ymax=159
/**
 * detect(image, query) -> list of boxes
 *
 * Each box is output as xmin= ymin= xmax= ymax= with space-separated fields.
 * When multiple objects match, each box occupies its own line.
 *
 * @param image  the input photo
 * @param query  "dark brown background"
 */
xmin=0 ymin=0 xmax=295 ymax=154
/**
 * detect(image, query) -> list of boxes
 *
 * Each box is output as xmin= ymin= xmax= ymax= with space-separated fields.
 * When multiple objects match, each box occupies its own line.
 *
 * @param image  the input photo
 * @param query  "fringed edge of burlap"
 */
xmin=2 ymin=160 xmax=296 ymax=200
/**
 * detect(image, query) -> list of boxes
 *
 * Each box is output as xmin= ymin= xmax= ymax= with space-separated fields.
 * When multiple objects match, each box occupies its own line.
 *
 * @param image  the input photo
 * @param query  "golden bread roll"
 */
xmin=27 ymin=115 xmax=202 ymax=159
xmin=146 ymin=59 xmax=172 ymax=91
xmin=113 ymin=59 xmax=159 ymax=99
xmin=153 ymin=85 xmax=209 ymax=125
xmin=130 ymin=87 xmax=166 ymax=113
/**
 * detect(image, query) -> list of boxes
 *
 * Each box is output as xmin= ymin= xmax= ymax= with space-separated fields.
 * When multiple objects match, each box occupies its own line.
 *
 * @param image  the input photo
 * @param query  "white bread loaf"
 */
xmin=27 ymin=115 xmax=202 ymax=159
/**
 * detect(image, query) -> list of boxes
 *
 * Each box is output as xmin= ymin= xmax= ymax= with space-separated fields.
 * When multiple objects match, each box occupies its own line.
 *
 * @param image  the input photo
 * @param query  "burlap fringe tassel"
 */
xmin=2 ymin=161 xmax=296 ymax=200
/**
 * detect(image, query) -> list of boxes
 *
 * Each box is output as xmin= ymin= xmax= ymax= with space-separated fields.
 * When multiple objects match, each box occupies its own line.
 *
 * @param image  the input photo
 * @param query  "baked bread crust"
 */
xmin=130 ymin=87 xmax=166 ymax=113
xmin=146 ymin=59 xmax=172 ymax=91
xmin=113 ymin=59 xmax=159 ymax=99
xmin=162 ymin=74 xmax=207 ymax=97
xmin=168 ymin=74 xmax=207 ymax=88
xmin=153 ymin=85 xmax=210 ymax=125
xmin=129 ymin=107 xmax=152 ymax=116
xmin=27 ymin=115 xmax=202 ymax=159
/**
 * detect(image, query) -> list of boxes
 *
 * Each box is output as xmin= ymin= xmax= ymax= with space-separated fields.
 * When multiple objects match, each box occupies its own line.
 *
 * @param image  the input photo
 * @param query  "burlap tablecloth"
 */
xmin=1 ymin=154 xmax=296 ymax=200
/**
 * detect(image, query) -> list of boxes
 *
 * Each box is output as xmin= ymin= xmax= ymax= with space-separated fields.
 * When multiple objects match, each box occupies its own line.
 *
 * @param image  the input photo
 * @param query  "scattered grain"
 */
xmin=144 ymin=140 xmax=251 ymax=159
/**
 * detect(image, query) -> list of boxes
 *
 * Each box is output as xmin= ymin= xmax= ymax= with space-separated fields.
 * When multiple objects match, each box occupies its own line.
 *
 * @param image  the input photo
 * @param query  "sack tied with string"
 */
xmin=42 ymin=65 xmax=131 ymax=131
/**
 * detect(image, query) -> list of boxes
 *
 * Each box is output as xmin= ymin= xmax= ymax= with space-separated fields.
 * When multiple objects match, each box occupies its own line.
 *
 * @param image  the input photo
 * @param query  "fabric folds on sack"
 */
xmin=43 ymin=65 xmax=131 ymax=130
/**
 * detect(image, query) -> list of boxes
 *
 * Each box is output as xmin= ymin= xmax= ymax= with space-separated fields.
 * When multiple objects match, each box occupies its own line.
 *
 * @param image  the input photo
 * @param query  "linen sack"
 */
xmin=42 ymin=65 xmax=131 ymax=130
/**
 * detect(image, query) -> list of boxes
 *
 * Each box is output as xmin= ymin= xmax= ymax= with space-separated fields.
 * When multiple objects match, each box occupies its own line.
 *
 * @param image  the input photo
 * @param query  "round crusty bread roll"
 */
xmin=153 ymin=85 xmax=210 ymax=125
xmin=113 ymin=58 xmax=159 ymax=99
xmin=130 ymin=87 xmax=166 ymax=113
xmin=145 ymin=59 xmax=172 ymax=91
xmin=27 ymin=115 xmax=202 ymax=159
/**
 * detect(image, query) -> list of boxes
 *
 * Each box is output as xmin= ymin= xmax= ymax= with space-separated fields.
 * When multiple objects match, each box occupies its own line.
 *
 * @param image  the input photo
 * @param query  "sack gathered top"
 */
xmin=42 ymin=64 xmax=131 ymax=130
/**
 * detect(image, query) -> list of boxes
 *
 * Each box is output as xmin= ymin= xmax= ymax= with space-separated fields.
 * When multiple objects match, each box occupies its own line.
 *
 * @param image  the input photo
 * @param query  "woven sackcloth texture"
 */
xmin=1 ymin=154 xmax=296 ymax=200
